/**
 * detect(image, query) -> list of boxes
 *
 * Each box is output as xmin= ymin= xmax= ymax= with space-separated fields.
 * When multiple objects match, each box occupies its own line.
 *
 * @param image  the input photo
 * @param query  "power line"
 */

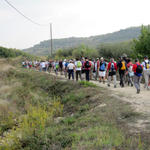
xmin=3 ymin=0 xmax=48 ymax=26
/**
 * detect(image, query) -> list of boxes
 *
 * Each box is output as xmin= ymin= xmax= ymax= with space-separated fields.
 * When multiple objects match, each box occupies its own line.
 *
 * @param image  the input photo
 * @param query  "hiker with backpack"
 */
xmin=67 ymin=60 xmax=75 ymax=80
xmin=83 ymin=57 xmax=92 ymax=81
xmin=127 ymin=59 xmax=134 ymax=87
xmin=89 ymin=59 xmax=94 ymax=80
xmin=142 ymin=56 xmax=150 ymax=90
xmin=75 ymin=58 xmax=82 ymax=81
xmin=59 ymin=60 xmax=63 ymax=75
xmin=132 ymin=59 xmax=143 ymax=94
xmin=117 ymin=57 xmax=128 ymax=87
xmin=107 ymin=58 xmax=117 ymax=88
xmin=93 ymin=59 xmax=97 ymax=80
xmin=96 ymin=58 xmax=100 ymax=80
xmin=98 ymin=57 xmax=107 ymax=84
xmin=54 ymin=60 xmax=59 ymax=75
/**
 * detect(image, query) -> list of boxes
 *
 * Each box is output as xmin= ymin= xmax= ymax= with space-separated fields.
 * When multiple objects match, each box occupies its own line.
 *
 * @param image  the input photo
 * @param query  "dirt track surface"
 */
xmin=50 ymin=72 xmax=150 ymax=131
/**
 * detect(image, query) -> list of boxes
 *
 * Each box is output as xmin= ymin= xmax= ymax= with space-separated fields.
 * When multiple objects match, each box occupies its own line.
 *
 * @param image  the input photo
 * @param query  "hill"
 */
xmin=23 ymin=26 xmax=141 ymax=56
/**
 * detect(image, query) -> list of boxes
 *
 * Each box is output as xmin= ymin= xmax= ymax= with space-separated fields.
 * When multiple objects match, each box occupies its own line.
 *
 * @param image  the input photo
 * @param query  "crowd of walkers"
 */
xmin=22 ymin=56 xmax=150 ymax=94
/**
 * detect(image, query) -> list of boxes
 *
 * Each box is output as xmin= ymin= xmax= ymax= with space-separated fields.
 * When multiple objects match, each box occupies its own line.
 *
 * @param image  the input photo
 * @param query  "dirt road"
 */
xmin=50 ymin=72 xmax=150 ymax=131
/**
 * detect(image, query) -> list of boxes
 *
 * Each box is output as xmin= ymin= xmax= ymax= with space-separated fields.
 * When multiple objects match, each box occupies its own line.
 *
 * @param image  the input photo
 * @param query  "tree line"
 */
xmin=0 ymin=46 xmax=37 ymax=60
xmin=53 ymin=25 xmax=150 ymax=60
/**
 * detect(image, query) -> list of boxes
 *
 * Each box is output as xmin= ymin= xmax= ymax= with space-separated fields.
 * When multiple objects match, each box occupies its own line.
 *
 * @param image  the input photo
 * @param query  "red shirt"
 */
xmin=97 ymin=60 xmax=100 ymax=68
xmin=107 ymin=62 xmax=117 ymax=71
xmin=132 ymin=62 xmax=143 ymax=73
xmin=83 ymin=61 xmax=92 ymax=70
xmin=127 ymin=62 xmax=133 ymax=68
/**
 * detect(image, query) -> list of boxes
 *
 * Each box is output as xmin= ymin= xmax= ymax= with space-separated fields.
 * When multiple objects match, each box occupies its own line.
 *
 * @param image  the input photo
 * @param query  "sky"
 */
xmin=0 ymin=0 xmax=150 ymax=49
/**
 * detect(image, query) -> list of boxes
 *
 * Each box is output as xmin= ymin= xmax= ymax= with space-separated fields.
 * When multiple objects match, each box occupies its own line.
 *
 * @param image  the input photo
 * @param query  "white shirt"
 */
xmin=75 ymin=61 xmax=82 ymax=71
xmin=142 ymin=60 xmax=150 ymax=70
xmin=63 ymin=61 xmax=66 ymax=69
xmin=68 ymin=63 xmax=75 ymax=70
xmin=40 ymin=62 xmax=46 ymax=68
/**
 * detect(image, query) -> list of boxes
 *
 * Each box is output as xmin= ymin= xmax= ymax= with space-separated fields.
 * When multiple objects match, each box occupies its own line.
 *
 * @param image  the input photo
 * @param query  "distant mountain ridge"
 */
xmin=23 ymin=26 xmax=141 ymax=56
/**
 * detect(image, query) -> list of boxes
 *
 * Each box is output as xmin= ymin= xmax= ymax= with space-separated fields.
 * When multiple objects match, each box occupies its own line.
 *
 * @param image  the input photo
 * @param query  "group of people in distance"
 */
xmin=22 ymin=55 xmax=150 ymax=94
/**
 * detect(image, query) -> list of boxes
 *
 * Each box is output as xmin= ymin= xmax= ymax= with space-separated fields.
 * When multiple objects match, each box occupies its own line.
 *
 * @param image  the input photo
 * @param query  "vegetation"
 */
xmin=0 ymin=59 xmax=150 ymax=149
xmin=97 ymin=41 xmax=134 ymax=59
xmin=0 ymin=46 xmax=34 ymax=59
xmin=134 ymin=25 xmax=150 ymax=59
xmin=54 ymin=45 xmax=99 ymax=60
xmin=23 ymin=26 xmax=141 ymax=56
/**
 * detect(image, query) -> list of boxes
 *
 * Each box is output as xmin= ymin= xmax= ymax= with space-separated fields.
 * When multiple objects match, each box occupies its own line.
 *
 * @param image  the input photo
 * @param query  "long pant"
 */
xmin=133 ymin=75 xmax=141 ymax=90
xmin=55 ymin=69 xmax=58 ymax=75
xmin=76 ymin=70 xmax=82 ymax=81
xmin=42 ymin=67 xmax=46 ymax=72
xmin=60 ymin=67 xmax=63 ymax=75
xmin=143 ymin=70 xmax=150 ymax=89
xmin=95 ymin=70 xmax=98 ymax=80
xmin=64 ymin=69 xmax=68 ymax=78
xmin=119 ymin=70 xmax=125 ymax=87
xmin=68 ymin=70 xmax=74 ymax=80
xmin=128 ymin=74 xmax=133 ymax=86
xmin=85 ymin=70 xmax=90 ymax=81
xmin=89 ymin=69 xmax=93 ymax=80
xmin=108 ymin=75 xmax=116 ymax=86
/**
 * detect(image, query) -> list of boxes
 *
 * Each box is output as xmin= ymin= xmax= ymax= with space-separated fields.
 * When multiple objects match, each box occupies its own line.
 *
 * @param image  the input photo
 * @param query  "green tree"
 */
xmin=134 ymin=25 xmax=150 ymax=59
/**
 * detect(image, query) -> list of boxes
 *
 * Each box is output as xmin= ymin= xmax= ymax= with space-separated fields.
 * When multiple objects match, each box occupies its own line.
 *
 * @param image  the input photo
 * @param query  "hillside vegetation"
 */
xmin=0 ymin=59 xmax=150 ymax=150
xmin=0 ymin=46 xmax=36 ymax=59
xmin=24 ymin=26 xmax=141 ymax=56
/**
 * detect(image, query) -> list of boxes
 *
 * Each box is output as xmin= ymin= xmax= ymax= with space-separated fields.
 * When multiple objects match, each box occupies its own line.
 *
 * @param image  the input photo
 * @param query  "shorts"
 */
xmin=129 ymin=72 xmax=134 ymax=77
xmin=99 ymin=71 xmax=106 ymax=77
xmin=108 ymin=71 xmax=116 ymax=76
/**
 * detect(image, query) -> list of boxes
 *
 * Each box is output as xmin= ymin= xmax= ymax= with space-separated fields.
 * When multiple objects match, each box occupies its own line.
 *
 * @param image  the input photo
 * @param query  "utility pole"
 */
xmin=50 ymin=23 xmax=53 ymax=57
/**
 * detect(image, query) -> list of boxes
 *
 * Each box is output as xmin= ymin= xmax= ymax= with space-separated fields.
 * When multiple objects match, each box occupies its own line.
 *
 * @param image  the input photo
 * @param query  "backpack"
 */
xmin=77 ymin=61 xmax=82 ymax=68
xmin=56 ymin=64 xmax=59 ymax=69
xmin=100 ymin=62 xmax=106 ymax=71
xmin=111 ymin=63 xmax=115 ymax=71
xmin=121 ymin=61 xmax=126 ymax=70
xmin=85 ymin=61 xmax=90 ymax=68
xmin=145 ymin=61 xmax=150 ymax=69
xmin=136 ymin=64 xmax=143 ymax=74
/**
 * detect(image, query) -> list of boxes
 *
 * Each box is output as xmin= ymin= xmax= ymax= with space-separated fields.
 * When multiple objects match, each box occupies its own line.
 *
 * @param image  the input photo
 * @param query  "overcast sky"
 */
xmin=0 ymin=0 xmax=150 ymax=49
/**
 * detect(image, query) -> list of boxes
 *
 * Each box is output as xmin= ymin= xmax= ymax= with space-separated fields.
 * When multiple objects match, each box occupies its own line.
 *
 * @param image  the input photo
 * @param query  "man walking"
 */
xmin=117 ymin=57 xmax=128 ymax=87
xmin=67 ymin=60 xmax=75 ymax=80
xmin=133 ymin=59 xmax=143 ymax=94
xmin=107 ymin=58 xmax=117 ymax=88
xmin=83 ymin=57 xmax=92 ymax=81
xmin=98 ymin=57 xmax=106 ymax=84
xmin=75 ymin=58 xmax=82 ymax=81
xmin=142 ymin=56 xmax=150 ymax=90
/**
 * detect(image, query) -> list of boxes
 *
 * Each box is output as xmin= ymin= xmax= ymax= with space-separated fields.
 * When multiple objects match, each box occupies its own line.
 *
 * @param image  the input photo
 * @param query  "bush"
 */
xmin=0 ymin=101 xmax=63 ymax=149
xmin=79 ymin=81 xmax=97 ymax=87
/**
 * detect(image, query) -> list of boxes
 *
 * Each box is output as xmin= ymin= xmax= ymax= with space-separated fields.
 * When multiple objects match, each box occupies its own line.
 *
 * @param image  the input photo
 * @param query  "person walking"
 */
xmin=54 ymin=60 xmax=59 ymax=75
xmin=67 ymin=60 xmax=75 ymax=80
xmin=95 ymin=58 xmax=100 ymax=80
xmin=142 ymin=56 xmax=150 ymax=90
xmin=59 ymin=60 xmax=63 ymax=75
xmin=117 ymin=57 xmax=128 ymax=87
xmin=127 ymin=59 xmax=134 ymax=87
xmin=107 ymin=58 xmax=117 ymax=88
xmin=98 ymin=57 xmax=107 ymax=84
xmin=93 ymin=59 xmax=97 ymax=80
xmin=133 ymin=59 xmax=143 ymax=94
xmin=75 ymin=58 xmax=82 ymax=81
xmin=83 ymin=57 xmax=92 ymax=81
